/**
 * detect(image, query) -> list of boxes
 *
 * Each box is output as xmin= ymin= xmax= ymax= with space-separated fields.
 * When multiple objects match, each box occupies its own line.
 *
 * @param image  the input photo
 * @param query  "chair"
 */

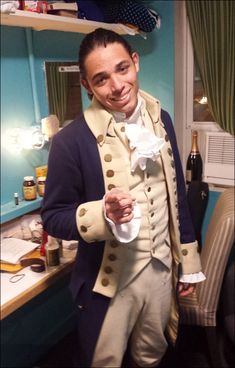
xmin=178 ymin=187 xmax=235 ymax=368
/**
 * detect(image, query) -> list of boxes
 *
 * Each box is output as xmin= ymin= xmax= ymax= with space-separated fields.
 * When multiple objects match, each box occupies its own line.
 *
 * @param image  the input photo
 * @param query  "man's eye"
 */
xmin=95 ymin=77 xmax=106 ymax=86
xmin=119 ymin=65 xmax=129 ymax=73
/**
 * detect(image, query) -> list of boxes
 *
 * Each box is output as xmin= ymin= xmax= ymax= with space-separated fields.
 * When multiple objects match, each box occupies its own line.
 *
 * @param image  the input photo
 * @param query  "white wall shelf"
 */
xmin=1 ymin=10 xmax=137 ymax=35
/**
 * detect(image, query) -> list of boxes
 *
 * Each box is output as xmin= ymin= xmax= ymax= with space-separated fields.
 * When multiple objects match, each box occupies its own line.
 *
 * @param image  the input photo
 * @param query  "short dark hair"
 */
xmin=79 ymin=28 xmax=133 ymax=79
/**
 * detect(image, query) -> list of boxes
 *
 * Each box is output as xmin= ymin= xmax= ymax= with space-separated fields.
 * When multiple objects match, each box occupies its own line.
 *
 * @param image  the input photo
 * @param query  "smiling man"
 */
xmin=41 ymin=28 xmax=205 ymax=368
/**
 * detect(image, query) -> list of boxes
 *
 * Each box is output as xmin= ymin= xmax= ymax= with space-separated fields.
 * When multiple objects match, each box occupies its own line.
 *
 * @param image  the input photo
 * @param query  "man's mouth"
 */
xmin=111 ymin=91 xmax=130 ymax=103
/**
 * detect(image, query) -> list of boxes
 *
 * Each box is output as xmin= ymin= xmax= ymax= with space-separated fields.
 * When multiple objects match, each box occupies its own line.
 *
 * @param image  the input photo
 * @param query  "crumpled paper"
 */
xmin=125 ymin=123 xmax=165 ymax=172
xmin=0 ymin=1 xmax=18 ymax=13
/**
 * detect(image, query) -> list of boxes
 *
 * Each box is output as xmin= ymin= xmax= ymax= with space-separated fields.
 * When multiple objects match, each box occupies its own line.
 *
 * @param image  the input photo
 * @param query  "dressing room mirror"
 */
xmin=44 ymin=61 xmax=82 ymax=127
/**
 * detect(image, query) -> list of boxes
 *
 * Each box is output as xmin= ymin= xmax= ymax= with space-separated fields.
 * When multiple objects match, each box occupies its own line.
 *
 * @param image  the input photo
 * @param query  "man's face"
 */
xmin=81 ymin=42 xmax=140 ymax=117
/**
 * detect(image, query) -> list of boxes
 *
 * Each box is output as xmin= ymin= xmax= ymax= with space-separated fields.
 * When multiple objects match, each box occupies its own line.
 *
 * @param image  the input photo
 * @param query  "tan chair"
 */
xmin=178 ymin=187 xmax=235 ymax=368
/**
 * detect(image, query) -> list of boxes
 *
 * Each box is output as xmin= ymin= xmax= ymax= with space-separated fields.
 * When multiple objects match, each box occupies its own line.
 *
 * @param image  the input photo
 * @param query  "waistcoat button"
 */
xmin=108 ymin=254 xmax=117 ymax=261
xmin=104 ymin=154 xmax=112 ymax=162
xmin=108 ymin=184 xmax=116 ymax=190
xmin=104 ymin=266 xmax=113 ymax=274
xmin=107 ymin=170 xmax=114 ymax=177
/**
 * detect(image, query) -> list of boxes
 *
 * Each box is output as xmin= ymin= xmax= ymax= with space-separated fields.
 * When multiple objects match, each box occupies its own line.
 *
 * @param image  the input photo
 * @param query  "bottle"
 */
xmin=45 ymin=236 xmax=60 ymax=267
xmin=186 ymin=130 xmax=203 ymax=184
xmin=23 ymin=176 xmax=37 ymax=201
xmin=14 ymin=192 xmax=19 ymax=205
xmin=40 ymin=230 xmax=48 ymax=256
xmin=37 ymin=176 xmax=46 ymax=197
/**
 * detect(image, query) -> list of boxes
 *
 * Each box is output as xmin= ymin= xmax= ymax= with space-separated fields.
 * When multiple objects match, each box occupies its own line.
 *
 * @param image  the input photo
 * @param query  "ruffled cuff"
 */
xmin=179 ymin=271 xmax=206 ymax=284
xmin=103 ymin=198 xmax=141 ymax=243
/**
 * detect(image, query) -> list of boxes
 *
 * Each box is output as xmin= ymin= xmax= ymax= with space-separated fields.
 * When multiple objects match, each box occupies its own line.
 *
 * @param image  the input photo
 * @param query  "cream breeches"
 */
xmin=92 ymin=258 xmax=172 ymax=367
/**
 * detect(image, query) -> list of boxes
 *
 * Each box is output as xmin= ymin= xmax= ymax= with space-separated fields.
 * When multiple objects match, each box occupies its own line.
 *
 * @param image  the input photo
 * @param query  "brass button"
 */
xmin=108 ymin=254 xmax=117 ymax=261
xmin=97 ymin=134 xmax=104 ymax=143
xmin=150 ymin=199 xmax=154 ymax=205
xmin=108 ymin=184 xmax=115 ymax=190
xmin=182 ymin=249 xmax=188 ymax=256
xmin=120 ymin=126 xmax=125 ymax=132
xmin=110 ymin=241 xmax=118 ymax=248
xmin=167 ymin=148 xmax=173 ymax=156
xmin=171 ymin=160 xmax=175 ymax=168
xmin=79 ymin=208 xmax=86 ymax=217
xmin=165 ymin=134 xmax=169 ymax=142
xmin=151 ymin=213 xmax=154 ymax=217
xmin=104 ymin=154 xmax=112 ymax=162
xmin=101 ymin=278 xmax=109 ymax=286
xmin=80 ymin=225 xmax=87 ymax=233
xmin=104 ymin=266 xmax=113 ymax=274
xmin=147 ymin=187 xmax=151 ymax=192
xmin=106 ymin=170 xmax=114 ymax=177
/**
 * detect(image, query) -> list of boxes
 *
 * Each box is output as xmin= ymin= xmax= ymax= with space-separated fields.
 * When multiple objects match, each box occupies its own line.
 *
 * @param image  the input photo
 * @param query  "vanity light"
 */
xmin=3 ymin=126 xmax=45 ymax=154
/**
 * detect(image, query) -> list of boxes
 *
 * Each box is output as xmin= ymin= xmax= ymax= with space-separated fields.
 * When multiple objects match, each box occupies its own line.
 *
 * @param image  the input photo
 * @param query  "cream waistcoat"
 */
xmin=111 ymin=116 xmax=172 ymax=291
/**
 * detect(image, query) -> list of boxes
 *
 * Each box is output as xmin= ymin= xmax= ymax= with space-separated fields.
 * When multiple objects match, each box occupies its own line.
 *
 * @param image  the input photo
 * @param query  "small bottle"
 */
xmin=14 ymin=192 xmax=19 ymax=205
xmin=40 ymin=230 xmax=48 ymax=256
xmin=37 ymin=176 xmax=46 ymax=197
xmin=18 ymin=1 xmax=25 ymax=10
xmin=45 ymin=236 xmax=60 ymax=267
xmin=186 ymin=131 xmax=203 ymax=184
xmin=23 ymin=176 xmax=37 ymax=201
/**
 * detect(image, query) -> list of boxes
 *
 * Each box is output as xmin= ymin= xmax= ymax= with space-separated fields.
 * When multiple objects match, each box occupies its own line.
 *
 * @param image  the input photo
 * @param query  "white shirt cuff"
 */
xmin=103 ymin=199 xmax=141 ymax=243
xmin=179 ymin=271 xmax=206 ymax=283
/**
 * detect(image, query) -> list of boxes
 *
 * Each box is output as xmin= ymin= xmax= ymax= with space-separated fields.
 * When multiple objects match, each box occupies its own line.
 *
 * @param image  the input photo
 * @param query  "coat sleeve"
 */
xmin=161 ymin=109 xmax=197 ymax=245
xmin=41 ymin=122 xmax=112 ymax=242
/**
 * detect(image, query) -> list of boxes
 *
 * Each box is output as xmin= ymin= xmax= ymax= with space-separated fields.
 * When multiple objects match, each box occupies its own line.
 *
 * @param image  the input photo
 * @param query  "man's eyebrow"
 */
xmin=91 ymin=60 xmax=130 ymax=82
xmin=91 ymin=71 xmax=107 ymax=83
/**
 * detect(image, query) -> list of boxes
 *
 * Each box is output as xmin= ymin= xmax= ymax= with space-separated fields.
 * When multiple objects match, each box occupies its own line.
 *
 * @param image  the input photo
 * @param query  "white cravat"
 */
xmin=111 ymin=96 xmax=165 ymax=172
xmin=125 ymin=124 xmax=165 ymax=172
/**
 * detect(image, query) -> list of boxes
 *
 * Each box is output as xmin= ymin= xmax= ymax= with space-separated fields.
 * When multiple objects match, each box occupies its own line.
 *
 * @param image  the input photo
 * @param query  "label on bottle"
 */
xmin=38 ymin=182 xmax=45 ymax=197
xmin=186 ymin=170 xmax=192 ymax=183
xmin=23 ymin=186 xmax=37 ymax=200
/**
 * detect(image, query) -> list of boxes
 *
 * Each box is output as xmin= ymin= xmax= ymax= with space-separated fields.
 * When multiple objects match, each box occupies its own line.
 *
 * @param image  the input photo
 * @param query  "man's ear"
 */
xmin=132 ymin=52 xmax=140 ymax=73
xmin=81 ymin=79 xmax=92 ymax=94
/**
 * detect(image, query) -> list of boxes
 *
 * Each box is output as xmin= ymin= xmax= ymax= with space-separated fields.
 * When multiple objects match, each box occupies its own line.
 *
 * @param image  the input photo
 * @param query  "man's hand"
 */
xmin=178 ymin=282 xmax=195 ymax=297
xmin=105 ymin=189 xmax=136 ymax=224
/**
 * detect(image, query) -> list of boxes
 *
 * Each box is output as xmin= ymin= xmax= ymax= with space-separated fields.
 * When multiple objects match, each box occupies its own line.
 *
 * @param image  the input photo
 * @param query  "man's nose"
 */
xmin=110 ymin=75 xmax=123 ymax=92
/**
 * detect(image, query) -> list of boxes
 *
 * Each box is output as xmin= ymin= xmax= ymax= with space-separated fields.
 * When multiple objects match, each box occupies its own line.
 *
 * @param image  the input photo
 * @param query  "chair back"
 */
xmin=195 ymin=187 xmax=235 ymax=325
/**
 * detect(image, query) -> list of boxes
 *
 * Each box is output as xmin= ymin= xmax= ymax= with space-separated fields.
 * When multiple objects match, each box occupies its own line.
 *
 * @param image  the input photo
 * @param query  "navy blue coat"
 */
xmin=41 ymin=109 xmax=195 ymax=367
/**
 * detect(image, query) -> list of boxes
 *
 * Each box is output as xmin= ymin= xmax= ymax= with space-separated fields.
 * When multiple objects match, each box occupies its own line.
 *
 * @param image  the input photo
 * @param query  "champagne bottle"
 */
xmin=186 ymin=130 xmax=203 ymax=184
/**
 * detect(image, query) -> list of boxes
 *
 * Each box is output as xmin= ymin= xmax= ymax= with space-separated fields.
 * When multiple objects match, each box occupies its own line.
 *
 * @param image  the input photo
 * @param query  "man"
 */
xmin=41 ymin=28 xmax=205 ymax=367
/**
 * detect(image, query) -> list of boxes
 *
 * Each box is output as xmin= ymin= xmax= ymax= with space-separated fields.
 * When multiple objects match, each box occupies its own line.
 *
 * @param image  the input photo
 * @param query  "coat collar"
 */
xmin=83 ymin=90 xmax=162 ymax=146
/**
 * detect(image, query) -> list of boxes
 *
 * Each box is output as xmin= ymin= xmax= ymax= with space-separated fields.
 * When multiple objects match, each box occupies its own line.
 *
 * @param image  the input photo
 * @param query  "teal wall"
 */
xmin=1 ymin=0 xmax=174 ymax=208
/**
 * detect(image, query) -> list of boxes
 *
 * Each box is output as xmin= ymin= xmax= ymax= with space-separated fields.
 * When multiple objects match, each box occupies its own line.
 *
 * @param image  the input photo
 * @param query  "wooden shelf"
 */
xmin=1 ymin=10 xmax=137 ymax=35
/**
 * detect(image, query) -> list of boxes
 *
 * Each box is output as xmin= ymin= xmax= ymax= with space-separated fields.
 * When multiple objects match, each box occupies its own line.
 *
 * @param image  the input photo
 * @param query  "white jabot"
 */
xmin=111 ymin=95 xmax=165 ymax=172
xmin=125 ymin=124 xmax=165 ymax=172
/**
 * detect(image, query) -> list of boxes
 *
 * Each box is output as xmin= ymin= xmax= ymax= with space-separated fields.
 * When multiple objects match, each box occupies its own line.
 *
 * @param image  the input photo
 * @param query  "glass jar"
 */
xmin=37 ymin=176 xmax=46 ymax=197
xmin=23 ymin=176 xmax=37 ymax=201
